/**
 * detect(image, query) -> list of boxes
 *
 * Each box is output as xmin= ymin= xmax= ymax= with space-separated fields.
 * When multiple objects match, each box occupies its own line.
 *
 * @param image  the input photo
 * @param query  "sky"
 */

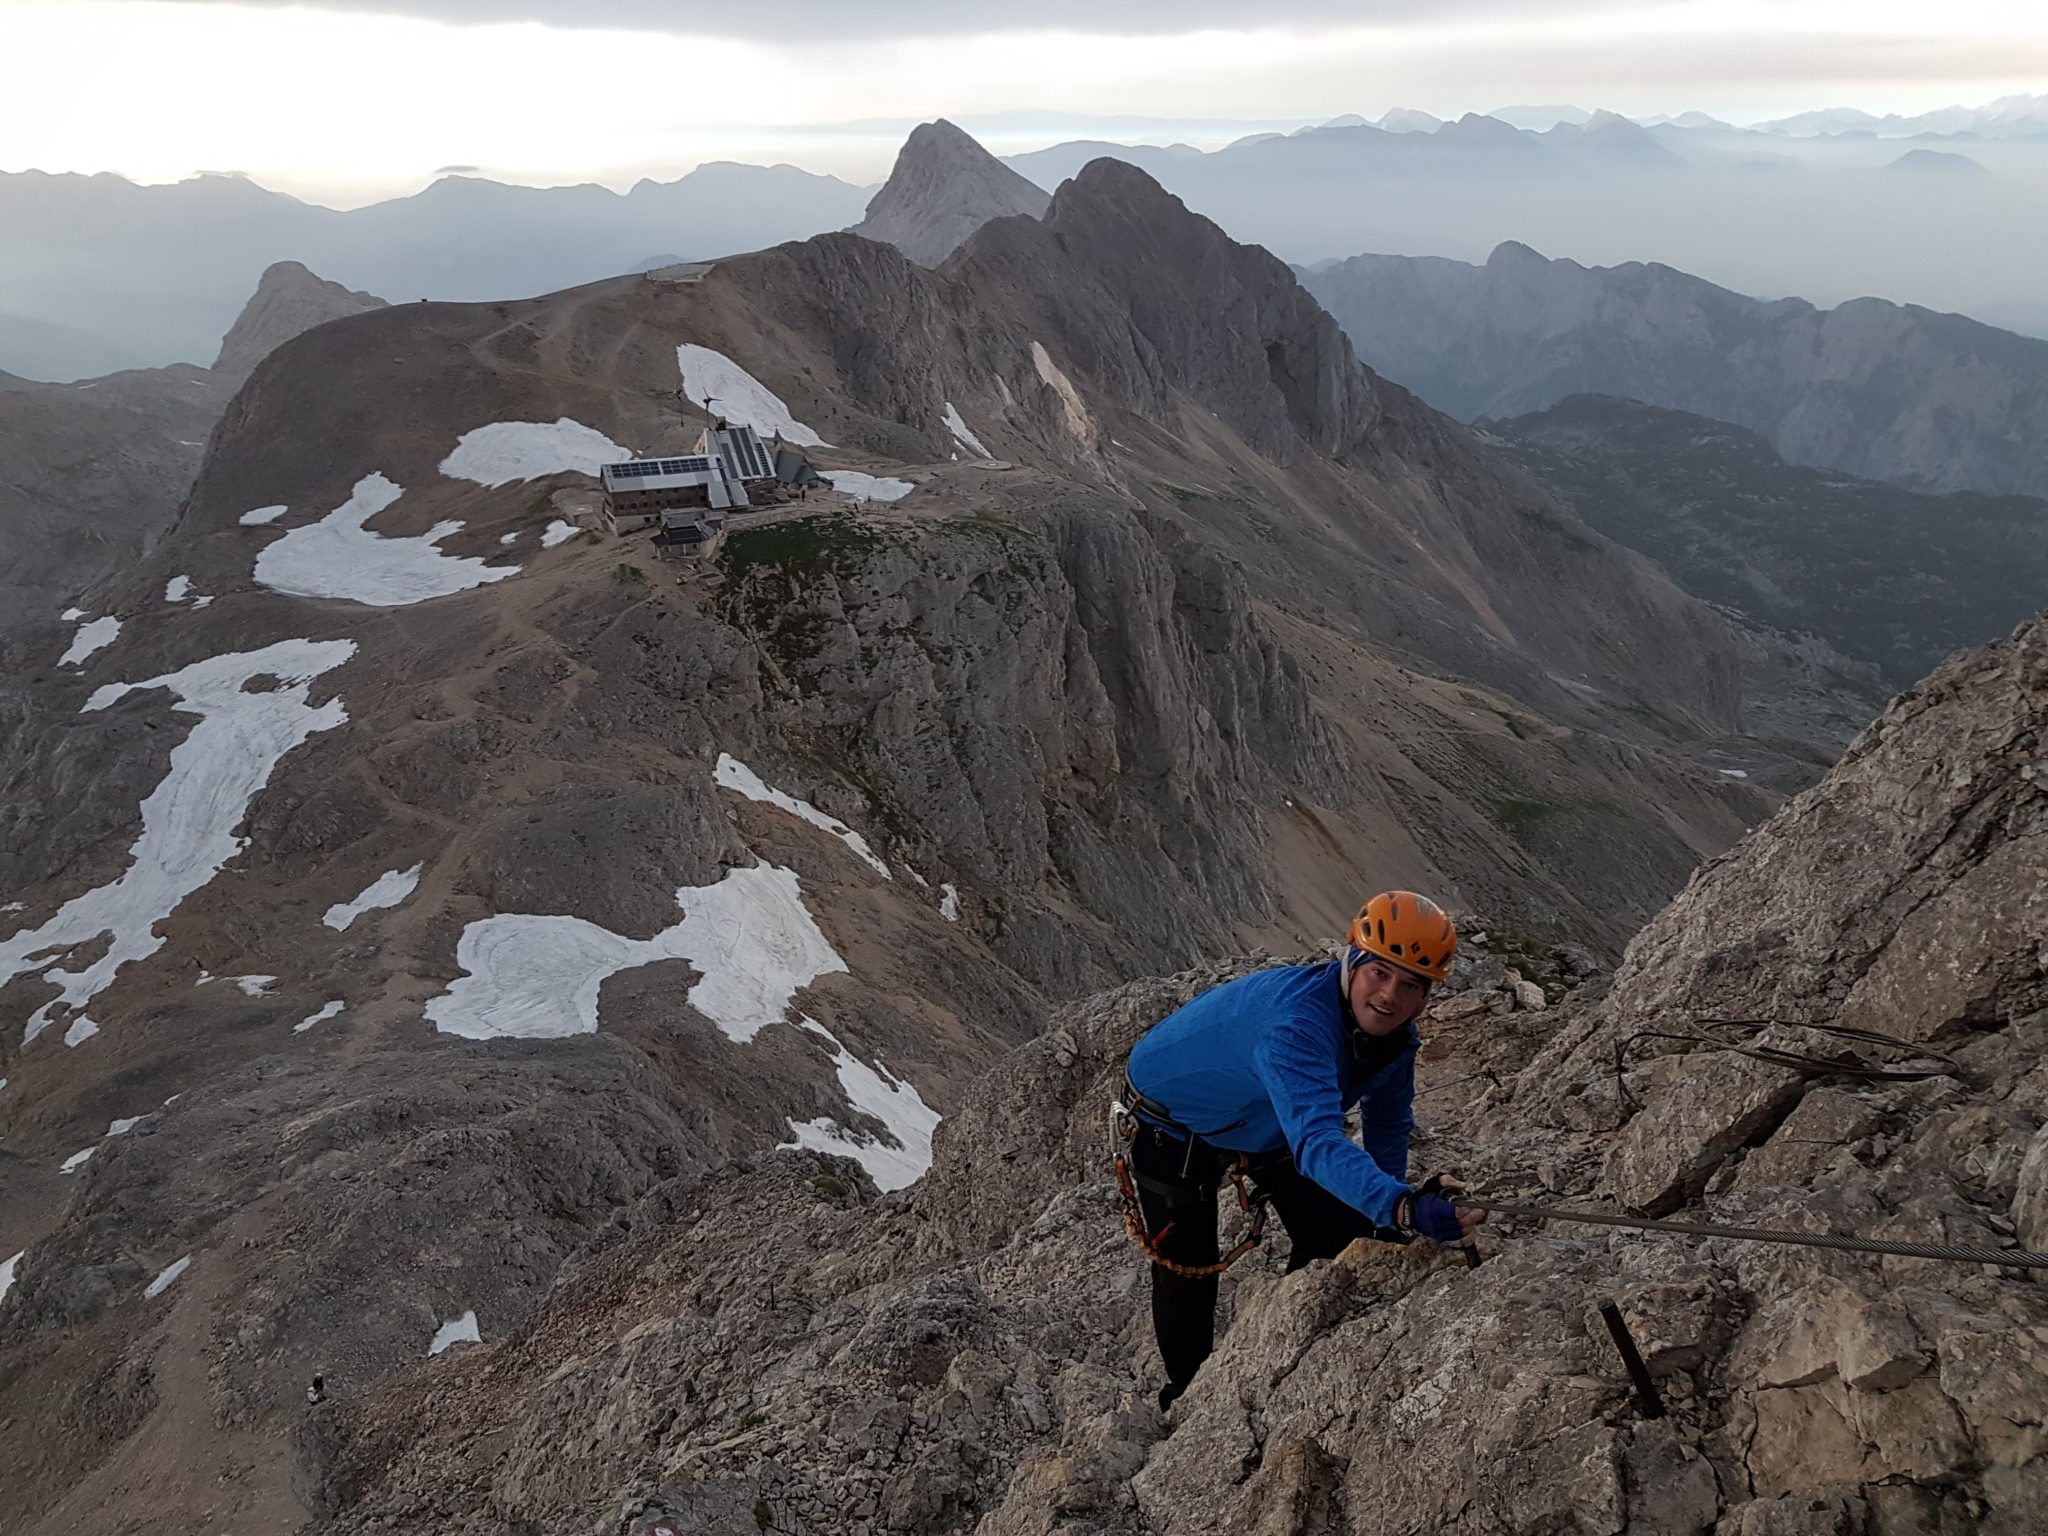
xmin=4 ymin=0 xmax=2046 ymax=203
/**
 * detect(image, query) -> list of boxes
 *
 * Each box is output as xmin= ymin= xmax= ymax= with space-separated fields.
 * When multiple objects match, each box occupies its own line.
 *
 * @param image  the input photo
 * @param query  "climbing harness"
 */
xmin=1611 ymin=1018 xmax=1959 ymax=1121
xmin=1449 ymin=1192 xmax=2048 ymax=1270
xmin=1110 ymin=1094 xmax=1272 ymax=1278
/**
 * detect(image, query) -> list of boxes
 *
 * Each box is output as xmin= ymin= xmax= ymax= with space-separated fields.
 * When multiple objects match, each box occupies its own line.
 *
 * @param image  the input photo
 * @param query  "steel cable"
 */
xmin=1452 ymin=1195 xmax=2048 ymax=1270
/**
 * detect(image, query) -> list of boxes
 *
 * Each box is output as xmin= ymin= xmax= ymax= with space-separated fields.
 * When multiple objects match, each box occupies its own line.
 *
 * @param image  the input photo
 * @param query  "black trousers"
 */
xmin=1130 ymin=1123 xmax=1398 ymax=1397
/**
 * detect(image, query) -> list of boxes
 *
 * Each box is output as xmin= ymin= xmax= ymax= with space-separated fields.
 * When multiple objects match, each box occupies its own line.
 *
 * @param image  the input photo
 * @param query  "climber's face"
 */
xmin=1349 ymin=955 xmax=1429 ymax=1035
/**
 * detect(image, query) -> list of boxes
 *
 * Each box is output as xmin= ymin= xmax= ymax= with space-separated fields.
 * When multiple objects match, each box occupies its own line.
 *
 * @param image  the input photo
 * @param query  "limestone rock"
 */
xmin=211 ymin=259 xmax=386 ymax=380
xmin=847 ymin=119 xmax=1050 ymax=267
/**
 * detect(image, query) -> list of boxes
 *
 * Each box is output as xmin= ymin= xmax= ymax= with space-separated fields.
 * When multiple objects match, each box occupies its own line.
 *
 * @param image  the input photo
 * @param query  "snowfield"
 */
xmin=438 ymin=418 xmax=629 ymax=487
xmin=428 ymin=1310 xmax=481 ymax=1355
xmin=254 ymin=472 xmax=517 ymax=606
xmin=323 ymin=864 xmax=423 ymax=931
xmin=426 ymin=852 xmax=941 ymax=1186
xmin=294 ymin=1000 xmax=346 ymax=1034
xmin=60 ymin=616 xmax=120 ymax=666
xmin=780 ymin=1017 xmax=940 ymax=1190
xmin=0 ymin=638 xmax=355 ymax=1045
xmin=823 ymin=471 xmax=914 ymax=503
xmin=142 ymin=1256 xmax=191 ymax=1299
xmin=714 ymin=754 xmax=890 ymax=878
xmin=943 ymin=401 xmax=991 ymax=457
xmin=426 ymin=862 xmax=846 ymax=1043
xmin=677 ymin=344 xmax=828 ymax=447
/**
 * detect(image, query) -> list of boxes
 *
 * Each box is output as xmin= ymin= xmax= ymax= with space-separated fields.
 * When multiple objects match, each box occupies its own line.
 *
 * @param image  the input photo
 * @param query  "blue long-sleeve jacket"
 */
xmin=1126 ymin=960 xmax=1417 ymax=1226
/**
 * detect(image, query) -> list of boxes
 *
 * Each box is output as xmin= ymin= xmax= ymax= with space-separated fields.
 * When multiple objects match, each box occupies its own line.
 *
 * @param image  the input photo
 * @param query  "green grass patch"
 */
xmin=722 ymin=515 xmax=883 ymax=581
xmin=1490 ymin=796 xmax=1563 ymax=833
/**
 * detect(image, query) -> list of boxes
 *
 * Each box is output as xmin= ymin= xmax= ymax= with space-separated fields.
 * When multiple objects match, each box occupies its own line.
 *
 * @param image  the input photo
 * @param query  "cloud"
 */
xmin=112 ymin=0 xmax=1651 ymax=40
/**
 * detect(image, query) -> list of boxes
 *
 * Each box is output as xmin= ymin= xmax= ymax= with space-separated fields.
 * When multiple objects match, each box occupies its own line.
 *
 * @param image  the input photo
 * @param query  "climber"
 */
xmin=1118 ymin=890 xmax=1485 ymax=1410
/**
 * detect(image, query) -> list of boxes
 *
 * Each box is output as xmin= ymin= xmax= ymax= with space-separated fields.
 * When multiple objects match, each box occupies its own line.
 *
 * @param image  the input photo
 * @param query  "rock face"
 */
xmin=1302 ymin=240 xmax=2048 ymax=499
xmin=293 ymin=616 xmax=2048 ymax=1535
xmin=0 ymin=362 xmax=235 ymax=633
xmin=1480 ymin=394 xmax=2048 ymax=686
xmin=848 ymin=119 xmax=1051 ymax=266
xmin=211 ymin=260 xmax=386 ymax=381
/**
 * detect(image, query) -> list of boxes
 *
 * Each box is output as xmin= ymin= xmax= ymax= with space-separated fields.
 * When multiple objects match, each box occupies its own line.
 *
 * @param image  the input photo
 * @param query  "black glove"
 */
xmin=1397 ymin=1175 xmax=1466 ymax=1244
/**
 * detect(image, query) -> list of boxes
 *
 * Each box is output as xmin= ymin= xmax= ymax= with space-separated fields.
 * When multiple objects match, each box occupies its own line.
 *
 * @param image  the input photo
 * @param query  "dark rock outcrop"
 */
xmin=1481 ymin=393 xmax=2048 ymax=686
xmin=847 ymin=119 xmax=1050 ymax=266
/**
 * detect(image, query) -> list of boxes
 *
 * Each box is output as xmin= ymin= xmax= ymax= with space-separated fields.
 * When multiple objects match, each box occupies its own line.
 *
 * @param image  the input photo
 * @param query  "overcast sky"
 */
xmin=5 ymin=0 xmax=2045 ymax=203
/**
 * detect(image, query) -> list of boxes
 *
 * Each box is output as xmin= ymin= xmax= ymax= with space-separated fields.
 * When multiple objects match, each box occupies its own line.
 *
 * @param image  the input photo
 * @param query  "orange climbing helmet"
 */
xmin=1346 ymin=891 xmax=1458 ymax=984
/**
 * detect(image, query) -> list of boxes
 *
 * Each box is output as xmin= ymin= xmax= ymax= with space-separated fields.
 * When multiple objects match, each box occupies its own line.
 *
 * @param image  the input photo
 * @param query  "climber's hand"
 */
xmin=1416 ymin=1173 xmax=1487 ymax=1244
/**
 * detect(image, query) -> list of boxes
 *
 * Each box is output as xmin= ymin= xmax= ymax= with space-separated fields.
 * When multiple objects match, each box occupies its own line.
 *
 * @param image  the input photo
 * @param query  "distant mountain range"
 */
xmin=0 ymin=163 xmax=869 ymax=375
xmin=1301 ymin=240 xmax=2048 ymax=500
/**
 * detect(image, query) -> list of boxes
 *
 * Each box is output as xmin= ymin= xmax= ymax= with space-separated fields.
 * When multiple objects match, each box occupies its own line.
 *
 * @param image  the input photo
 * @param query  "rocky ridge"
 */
xmin=300 ymin=613 xmax=2048 ymax=1534
xmin=1301 ymin=240 xmax=2048 ymax=499
xmin=849 ymin=119 xmax=1052 ymax=267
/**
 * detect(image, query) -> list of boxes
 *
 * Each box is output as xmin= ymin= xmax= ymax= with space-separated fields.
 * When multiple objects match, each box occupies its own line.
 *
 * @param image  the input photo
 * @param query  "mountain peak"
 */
xmin=846 ymin=119 xmax=1051 ymax=267
xmin=211 ymin=260 xmax=386 ymax=380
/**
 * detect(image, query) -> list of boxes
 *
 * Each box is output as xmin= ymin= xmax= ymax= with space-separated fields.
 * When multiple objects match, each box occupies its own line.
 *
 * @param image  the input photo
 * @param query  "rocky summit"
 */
xmin=0 ymin=126 xmax=2034 ymax=1535
xmin=849 ymin=119 xmax=1052 ymax=267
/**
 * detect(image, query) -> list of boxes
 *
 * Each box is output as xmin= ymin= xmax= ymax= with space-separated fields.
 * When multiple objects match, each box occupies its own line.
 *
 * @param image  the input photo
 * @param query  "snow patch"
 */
xmin=427 ymin=862 xmax=845 ymax=1044
xmin=294 ymin=1000 xmax=345 ymax=1033
xmin=239 ymin=505 xmax=287 ymax=526
xmin=164 ymin=575 xmax=192 ymax=603
xmin=1718 ymin=768 xmax=1750 ymax=779
xmin=193 ymin=595 xmax=214 ymax=609
xmin=143 ymin=1256 xmax=191 ymax=1298
xmin=0 ymin=638 xmax=355 ymax=1045
xmin=323 ymin=864 xmax=423 ymax=930
xmin=540 ymin=519 xmax=577 ymax=548
xmin=60 ymin=1146 xmax=95 ymax=1173
xmin=60 ymin=607 xmax=85 ymax=620
xmin=63 ymin=1016 xmax=100 ymax=1046
xmin=234 ymin=974 xmax=277 ymax=996
xmin=943 ymin=401 xmax=990 ymax=457
xmin=499 ymin=532 xmax=520 ymax=546
xmin=939 ymin=883 xmax=960 ymax=922
xmin=713 ymin=754 xmax=889 ymax=878
xmin=438 ymin=419 xmax=629 ymax=488
xmin=428 ymin=1309 xmax=481 ymax=1355
xmin=60 ymin=616 xmax=120 ymax=666
xmin=254 ymin=472 xmax=517 ymax=606
xmin=0 ymin=1250 xmax=21 ymax=1306
xmin=824 ymin=471 xmax=913 ymax=503
xmin=107 ymin=1115 xmax=143 ymax=1136
xmin=779 ymin=1017 xmax=940 ymax=1191
xmin=1 ymin=902 xmax=24 ymax=914
xmin=677 ymin=344 xmax=827 ymax=447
